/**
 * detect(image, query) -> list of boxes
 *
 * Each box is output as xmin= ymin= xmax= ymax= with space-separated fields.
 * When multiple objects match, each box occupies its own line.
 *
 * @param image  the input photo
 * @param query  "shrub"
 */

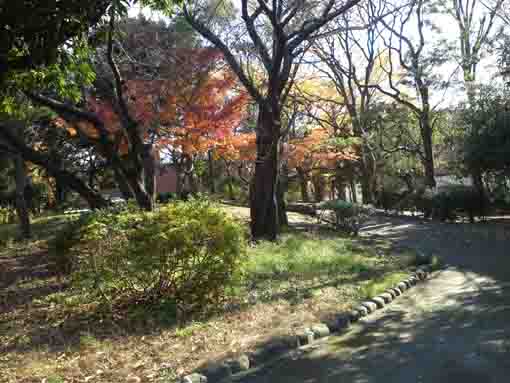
xmin=54 ymin=199 xmax=246 ymax=315
xmin=0 ymin=205 xmax=17 ymax=224
xmin=417 ymin=186 xmax=488 ymax=222
xmin=157 ymin=192 xmax=177 ymax=204
xmin=375 ymin=190 xmax=403 ymax=212
xmin=317 ymin=200 xmax=374 ymax=235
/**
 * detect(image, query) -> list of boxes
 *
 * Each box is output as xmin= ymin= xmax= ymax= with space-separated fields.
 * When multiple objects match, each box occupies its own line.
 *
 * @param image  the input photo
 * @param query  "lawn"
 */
xmin=0 ymin=207 xmax=418 ymax=383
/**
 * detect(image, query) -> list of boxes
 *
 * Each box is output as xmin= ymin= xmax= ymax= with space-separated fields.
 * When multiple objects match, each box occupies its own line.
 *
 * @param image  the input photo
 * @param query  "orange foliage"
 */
xmin=165 ymin=62 xmax=250 ymax=155
xmin=215 ymin=132 xmax=257 ymax=161
xmin=287 ymin=128 xmax=358 ymax=171
xmin=54 ymin=48 xmax=250 ymax=158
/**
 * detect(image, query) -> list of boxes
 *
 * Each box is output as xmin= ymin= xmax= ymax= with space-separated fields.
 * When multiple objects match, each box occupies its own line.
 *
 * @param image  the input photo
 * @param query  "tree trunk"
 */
xmin=143 ymin=144 xmax=156 ymax=204
xmin=224 ymin=163 xmax=235 ymax=200
xmin=296 ymin=167 xmax=309 ymax=202
xmin=350 ymin=178 xmax=357 ymax=203
xmin=113 ymin=167 xmax=133 ymax=200
xmin=208 ymin=150 xmax=216 ymax=194
xmin=360 ymin=153 xmax=375 ymax=204
xmin=47 ymin=129 xmax=66 ymax=206
xmin=337 ymin=184 xmax=347 ymax=201
xmin=420 ymin=115 xmax=436 ymax=188
xmin=250 ymin=107 xmax=279 ymax=240
xmin=115 ymin=151 xmax=154 ymax=211
xmin=55 ymin=176 xmax=66 ymax=206
xmin=124 ymin=169 xmax=153 ymax=210
xmin=278 ymin=164 xmax=289 ymax=227
xmin=14 ymin=153 xmax=31 ymax=238
xmin=312 ymin=173 xmax=324 ymax=202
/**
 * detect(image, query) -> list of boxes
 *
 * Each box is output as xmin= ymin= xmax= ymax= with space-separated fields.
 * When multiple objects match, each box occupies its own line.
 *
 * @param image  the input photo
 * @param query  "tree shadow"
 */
xmin=223 ymin=268 xmax=510 ymax=383
xmin=359 ymin=215 xmax=510 ymax=284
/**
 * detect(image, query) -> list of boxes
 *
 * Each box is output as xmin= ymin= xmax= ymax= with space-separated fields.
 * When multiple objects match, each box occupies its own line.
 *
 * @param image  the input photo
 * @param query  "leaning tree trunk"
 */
xmin=419 ymin=115 xmax=436 ymax=188
xmin=250 ymin=107 xmax=279 ymax=240
xmin=115 ymin=149 xmax=155 ymax=211
xmin=119 ymin=163 xmax=153 ymax=210
xmin=1 ymin=120 xmax=109 ymax=210
xmin=14 ymin=153 xmax=31 ymax=238
xmin=113 ymin=167 xmax=133 ymax=200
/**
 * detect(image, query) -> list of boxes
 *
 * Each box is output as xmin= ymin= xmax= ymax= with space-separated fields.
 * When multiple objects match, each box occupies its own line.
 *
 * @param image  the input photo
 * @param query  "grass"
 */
xmin=245 ymin=235 xmax=375 ymax=278
xmin=359 ymin=272 xmax=409 ymax=299
xmin=0 ymin=207 xmax=420 ymax=383
xmin=233 ymin=231 xmax=419 ymax=311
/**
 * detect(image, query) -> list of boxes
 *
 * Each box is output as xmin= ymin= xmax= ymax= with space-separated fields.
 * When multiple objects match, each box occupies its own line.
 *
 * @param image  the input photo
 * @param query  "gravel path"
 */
xmin=231 ymin=216 xmax=510 ymax=383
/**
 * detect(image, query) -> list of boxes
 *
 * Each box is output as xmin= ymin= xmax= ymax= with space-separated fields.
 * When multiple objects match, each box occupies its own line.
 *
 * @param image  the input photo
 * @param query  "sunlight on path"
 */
xmin=230 ymin=216 xmax=510 ymax=383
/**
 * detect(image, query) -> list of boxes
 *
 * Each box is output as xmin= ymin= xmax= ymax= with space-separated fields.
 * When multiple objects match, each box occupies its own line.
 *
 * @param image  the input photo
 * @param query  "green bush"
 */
xmin=416 ymin=186 xmax=488 ymax=222
xmin=157 ymin=192 xmax=177 ymax=204
xmin=318 ymin=200 xmax=374 ymax=235
xmin=375 ymin=190 xmax=402 ymax=211
xmin=0 ymin=205 xmax=17 ymax=224
xmin=53 ymin=199 xmax=246 ymax=314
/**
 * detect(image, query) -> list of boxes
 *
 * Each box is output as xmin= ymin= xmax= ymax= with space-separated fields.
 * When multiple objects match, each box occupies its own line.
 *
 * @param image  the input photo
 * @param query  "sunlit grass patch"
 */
xmin=245 ymin=233 xmax=376 ymax=280
xmin=359 ymin=272 xmax=409 ymax=299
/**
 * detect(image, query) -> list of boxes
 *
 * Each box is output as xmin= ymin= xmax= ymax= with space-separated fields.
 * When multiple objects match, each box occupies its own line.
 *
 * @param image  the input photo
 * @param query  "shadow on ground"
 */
xmin=227 ymin=216 xmax=510 ymax=383
xmin=229 ymin=268 xmax=510 ymax=383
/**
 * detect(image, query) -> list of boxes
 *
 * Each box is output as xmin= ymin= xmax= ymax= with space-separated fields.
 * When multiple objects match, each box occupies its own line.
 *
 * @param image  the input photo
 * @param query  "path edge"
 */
xmin=178 ymin=265 xmax=436 ymax=383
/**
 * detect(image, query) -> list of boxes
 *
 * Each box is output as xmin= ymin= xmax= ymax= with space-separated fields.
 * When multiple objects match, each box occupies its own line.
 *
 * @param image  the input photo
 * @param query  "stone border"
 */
xmin=179 ymin=265 xmax=434 ymax=383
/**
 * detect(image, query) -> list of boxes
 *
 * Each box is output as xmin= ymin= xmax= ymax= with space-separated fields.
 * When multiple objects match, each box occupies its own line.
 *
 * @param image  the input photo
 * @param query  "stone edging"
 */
xmin=178 ymin=265 xmax=434 ymax=383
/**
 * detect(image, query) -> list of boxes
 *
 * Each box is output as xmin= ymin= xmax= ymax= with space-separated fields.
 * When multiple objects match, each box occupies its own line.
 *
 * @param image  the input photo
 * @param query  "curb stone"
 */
xmin=349 ymin=309 xmax=362 ymax=322
xmin=182 ymin=373 xmax=208 ymax=383
xmin=361 ymin=301 xmax=378 ymax=313
xmin=324 ymin=313 xmax=350 ymax=332
xmin=379 ymin=292 xmax=393 ymax=303
xmin=355 ymin=305 xmax=369 ymax=317
xmin=371 ymin=296 xmax=385 ymax=309
xmin=397 ymin=281 xmax=408 ymax=292
xmin=296 ymin=328 xmax=315 ymax=346
xmin=311 ymin=323 xmax=331 ymax=339
xmin=178 ymin=265 xmax=434 ymax=383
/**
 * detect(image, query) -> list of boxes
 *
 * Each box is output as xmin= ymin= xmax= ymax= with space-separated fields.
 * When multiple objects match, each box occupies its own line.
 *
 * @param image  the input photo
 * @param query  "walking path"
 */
xmin=232 ymin=216 xmax=510 ymax=383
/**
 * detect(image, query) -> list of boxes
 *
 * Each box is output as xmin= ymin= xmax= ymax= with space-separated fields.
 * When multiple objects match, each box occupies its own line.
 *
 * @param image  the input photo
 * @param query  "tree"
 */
xmin=0 ymin=0 xmax=111 ymax=81
xmin=444 ymin=0 xmax=505 ymax=100
xmin=462 ymin=85 xmax=510 ymax=175
xmin=183 ymin=0 xmax=361 ymax=239
xmin=441 ymin=0 xmax=505 ymax=197
xmin=368 ymin=0 xmax=441 ymax=188
xmin=159 ymin=48 xmax=250 ymax=197
xmin=287 ymin=127 xmax=359 ymax=201
xmin=0 ymin=123 xmax=30 ymax=237
xmin=312 ymin=0 xmax=388 ymax=202
xmin=28 ymin=5 xmax=164 ymax=210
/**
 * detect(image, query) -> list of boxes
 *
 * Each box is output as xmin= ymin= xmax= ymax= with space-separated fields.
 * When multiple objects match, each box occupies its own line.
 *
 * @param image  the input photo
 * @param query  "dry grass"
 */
xmin=0 ymin=207 xmax=417 ymax=383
